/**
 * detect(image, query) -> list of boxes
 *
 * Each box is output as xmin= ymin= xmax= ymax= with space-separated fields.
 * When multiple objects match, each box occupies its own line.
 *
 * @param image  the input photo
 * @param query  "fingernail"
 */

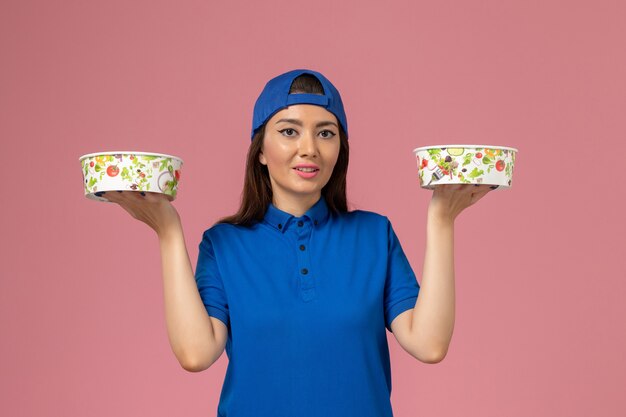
xmin=490 ymin=185 xmax=499 ymax=189
xmin=140 ymin=192 xmax=146 ymax=196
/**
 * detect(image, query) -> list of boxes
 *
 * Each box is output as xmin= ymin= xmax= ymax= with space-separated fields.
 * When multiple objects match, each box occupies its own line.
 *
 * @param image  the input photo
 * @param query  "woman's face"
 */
xmin=259 ymin=104 xmax=341 ymax=205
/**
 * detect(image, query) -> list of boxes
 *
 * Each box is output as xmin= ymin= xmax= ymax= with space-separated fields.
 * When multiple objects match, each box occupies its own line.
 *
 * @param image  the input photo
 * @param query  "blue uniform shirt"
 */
xmin=195 ymin=195 xmax=420 ymax=417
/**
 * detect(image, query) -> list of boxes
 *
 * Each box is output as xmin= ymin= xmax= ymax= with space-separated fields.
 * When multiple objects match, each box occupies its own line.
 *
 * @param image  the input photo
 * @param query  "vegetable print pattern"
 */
xmin=81 ymin=153 xmax=182 ymax=198
xmin=415 ymin=147 xmax=516 ymax=189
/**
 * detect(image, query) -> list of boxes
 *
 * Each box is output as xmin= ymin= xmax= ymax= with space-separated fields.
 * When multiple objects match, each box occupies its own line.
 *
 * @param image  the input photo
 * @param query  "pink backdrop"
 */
xmin=1 ymin=0 xmax=624 ymax=415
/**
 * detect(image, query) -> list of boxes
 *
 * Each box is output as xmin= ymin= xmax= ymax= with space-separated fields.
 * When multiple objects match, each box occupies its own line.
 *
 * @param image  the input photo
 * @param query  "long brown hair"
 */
xmin=215 ymin=73 xmax=352 ymax=227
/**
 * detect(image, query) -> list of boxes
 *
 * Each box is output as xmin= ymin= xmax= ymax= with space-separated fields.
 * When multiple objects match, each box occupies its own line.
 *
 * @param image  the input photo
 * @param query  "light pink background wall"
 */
xmin=1 ymin=0 xmax=624 ymax=416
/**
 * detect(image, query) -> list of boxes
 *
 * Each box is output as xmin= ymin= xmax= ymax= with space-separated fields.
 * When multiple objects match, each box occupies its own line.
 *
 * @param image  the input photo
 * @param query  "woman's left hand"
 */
xmin=428 ymin=184 xmax=497 ymax=223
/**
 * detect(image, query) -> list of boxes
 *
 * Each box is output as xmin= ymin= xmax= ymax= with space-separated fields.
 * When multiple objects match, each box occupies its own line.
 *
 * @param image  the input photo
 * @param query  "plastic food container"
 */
xmin=413 ymin=145 xmax=517 ymax=190
xmin=79 ymin=151 xmax=183 ymax=202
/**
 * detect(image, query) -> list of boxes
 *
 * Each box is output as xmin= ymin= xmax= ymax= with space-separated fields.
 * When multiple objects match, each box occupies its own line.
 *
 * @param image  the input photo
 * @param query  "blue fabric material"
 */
xmin=251 ymin=68 xmax=349 ymax=140
xmin=194 ymin=195 xmax=420 ymax=417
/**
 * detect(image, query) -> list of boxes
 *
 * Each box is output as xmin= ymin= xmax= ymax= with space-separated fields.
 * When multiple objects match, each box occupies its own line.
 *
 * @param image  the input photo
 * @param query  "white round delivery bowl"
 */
xmin=412 ymin=145 xmax=518 ymax=190
xmin=79 ymin=151 xmax=184 ymax=202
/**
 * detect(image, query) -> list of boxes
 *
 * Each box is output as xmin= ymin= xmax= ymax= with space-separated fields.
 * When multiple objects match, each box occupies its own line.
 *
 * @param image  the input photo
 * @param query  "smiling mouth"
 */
xmin=293 ymin=168 xmax=320 ymax=172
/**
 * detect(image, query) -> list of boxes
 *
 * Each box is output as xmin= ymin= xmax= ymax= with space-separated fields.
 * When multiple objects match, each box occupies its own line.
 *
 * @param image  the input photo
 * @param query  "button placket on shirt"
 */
xmin=295 ymin=217 xmax=316 ymax=302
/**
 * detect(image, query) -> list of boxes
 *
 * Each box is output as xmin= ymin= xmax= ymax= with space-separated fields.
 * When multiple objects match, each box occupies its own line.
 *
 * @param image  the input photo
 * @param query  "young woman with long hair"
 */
xmin=103 ymin=68 xmax=494 ymax=417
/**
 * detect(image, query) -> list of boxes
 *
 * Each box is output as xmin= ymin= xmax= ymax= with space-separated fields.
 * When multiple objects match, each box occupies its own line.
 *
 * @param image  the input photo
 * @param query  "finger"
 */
xmin=441 ymin=184 xmax=467 ymax=192
xmin=120 ymin=190 xmax=145 ymax=201
xmin=101 ymin=191 xmax=120 ymax=201
xmin=469 ymin=189 xmax=491 ymax=204
xmin=141 ymin=191 xmax=164 ymax=202
xmin=115 ymin=191 xmax=137 ymax=203
xmin=437 ymin=184 xmax=456 ymax=191
xmin=471 ymin=184 xmax=494 ymax=193
xmin=103 ymin=191 xmax=136 ymax=209
xmin=144 ymin=191 xmax=163 ymax=200
xmin=95 ymin=191 xmax=116 ymax=203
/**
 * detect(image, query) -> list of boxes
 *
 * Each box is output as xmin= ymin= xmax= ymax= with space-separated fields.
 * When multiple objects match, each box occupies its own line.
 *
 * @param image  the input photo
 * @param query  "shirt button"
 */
xmin=299 ymin=244 xmax=305 ymax=251
xmin=297 ymin=220 xmax=303 ymax=227
xmin=301 ymin=268 xmax=308 ymax=275
xmin=278 ymin=223 xmax=282 ymax=229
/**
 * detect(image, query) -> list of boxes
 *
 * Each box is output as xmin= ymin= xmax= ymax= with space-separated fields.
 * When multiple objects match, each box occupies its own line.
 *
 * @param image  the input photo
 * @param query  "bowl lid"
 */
xmin=412 ymin=144 xmax=518 ymax=153
xmin=78 ymin=151 xmax=184 ymax=163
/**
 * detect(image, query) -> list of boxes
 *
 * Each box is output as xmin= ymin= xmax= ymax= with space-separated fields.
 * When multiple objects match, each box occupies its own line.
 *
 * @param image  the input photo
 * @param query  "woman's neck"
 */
xmin=272 ymin=192 xmax=322 ymax=217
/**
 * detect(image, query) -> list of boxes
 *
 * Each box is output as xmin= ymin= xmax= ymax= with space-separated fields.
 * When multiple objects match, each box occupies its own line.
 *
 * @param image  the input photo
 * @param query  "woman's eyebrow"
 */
xmin=274 ymin=118 xmax=338 ymax=128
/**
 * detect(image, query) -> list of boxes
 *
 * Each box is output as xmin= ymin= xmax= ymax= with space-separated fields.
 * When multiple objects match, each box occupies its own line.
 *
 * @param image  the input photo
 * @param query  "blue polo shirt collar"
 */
xmin=263 ymin=195 xmax=329 ymax=233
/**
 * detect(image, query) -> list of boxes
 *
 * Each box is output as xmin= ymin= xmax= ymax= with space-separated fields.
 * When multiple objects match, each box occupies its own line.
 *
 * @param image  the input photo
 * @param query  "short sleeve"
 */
xmin=195 ymin=230 xmax=230 ymax=328
xmin=384 ymin=217 xmax=420 ymax=332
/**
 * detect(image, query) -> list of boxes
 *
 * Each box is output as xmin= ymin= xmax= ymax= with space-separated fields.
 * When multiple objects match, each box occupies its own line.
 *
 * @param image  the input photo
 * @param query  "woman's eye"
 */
xmin=279 ymin=128 xmax=296 ymax=136
xmin=320 ymin=130 xmax=336 ymax=138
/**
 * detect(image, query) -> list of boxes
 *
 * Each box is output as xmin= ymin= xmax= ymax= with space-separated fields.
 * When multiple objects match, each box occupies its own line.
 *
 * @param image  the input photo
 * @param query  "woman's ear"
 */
xmin=258 ymin=151 xmax=266 ymax=165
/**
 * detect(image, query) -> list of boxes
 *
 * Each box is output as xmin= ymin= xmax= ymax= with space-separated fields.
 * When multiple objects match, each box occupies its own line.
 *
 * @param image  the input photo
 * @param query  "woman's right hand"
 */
xmin=100 ymin=191 xmax=182 ymax=238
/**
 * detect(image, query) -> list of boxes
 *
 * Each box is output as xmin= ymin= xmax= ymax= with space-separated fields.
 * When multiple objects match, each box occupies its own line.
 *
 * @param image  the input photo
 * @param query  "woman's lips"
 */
xmin=293 ymin=168 xmax=319 ymax=178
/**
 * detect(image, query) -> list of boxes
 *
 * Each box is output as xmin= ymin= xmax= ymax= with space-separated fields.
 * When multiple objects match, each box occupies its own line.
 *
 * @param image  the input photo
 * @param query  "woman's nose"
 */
xmin=298 ymin=132 xmax=318 ymax=156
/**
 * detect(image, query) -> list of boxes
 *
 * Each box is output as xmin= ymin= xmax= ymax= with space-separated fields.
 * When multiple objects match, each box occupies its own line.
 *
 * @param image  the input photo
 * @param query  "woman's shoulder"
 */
xmin=340 ymin=207 xmax=389 ymax=225
xmin=203 ymin=221 xmax=257 ymax=238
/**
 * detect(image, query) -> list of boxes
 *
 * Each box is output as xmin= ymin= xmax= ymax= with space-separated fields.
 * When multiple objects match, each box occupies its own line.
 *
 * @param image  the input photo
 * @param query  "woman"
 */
xmin=103 ymin=69 xmax=494 ymax=416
